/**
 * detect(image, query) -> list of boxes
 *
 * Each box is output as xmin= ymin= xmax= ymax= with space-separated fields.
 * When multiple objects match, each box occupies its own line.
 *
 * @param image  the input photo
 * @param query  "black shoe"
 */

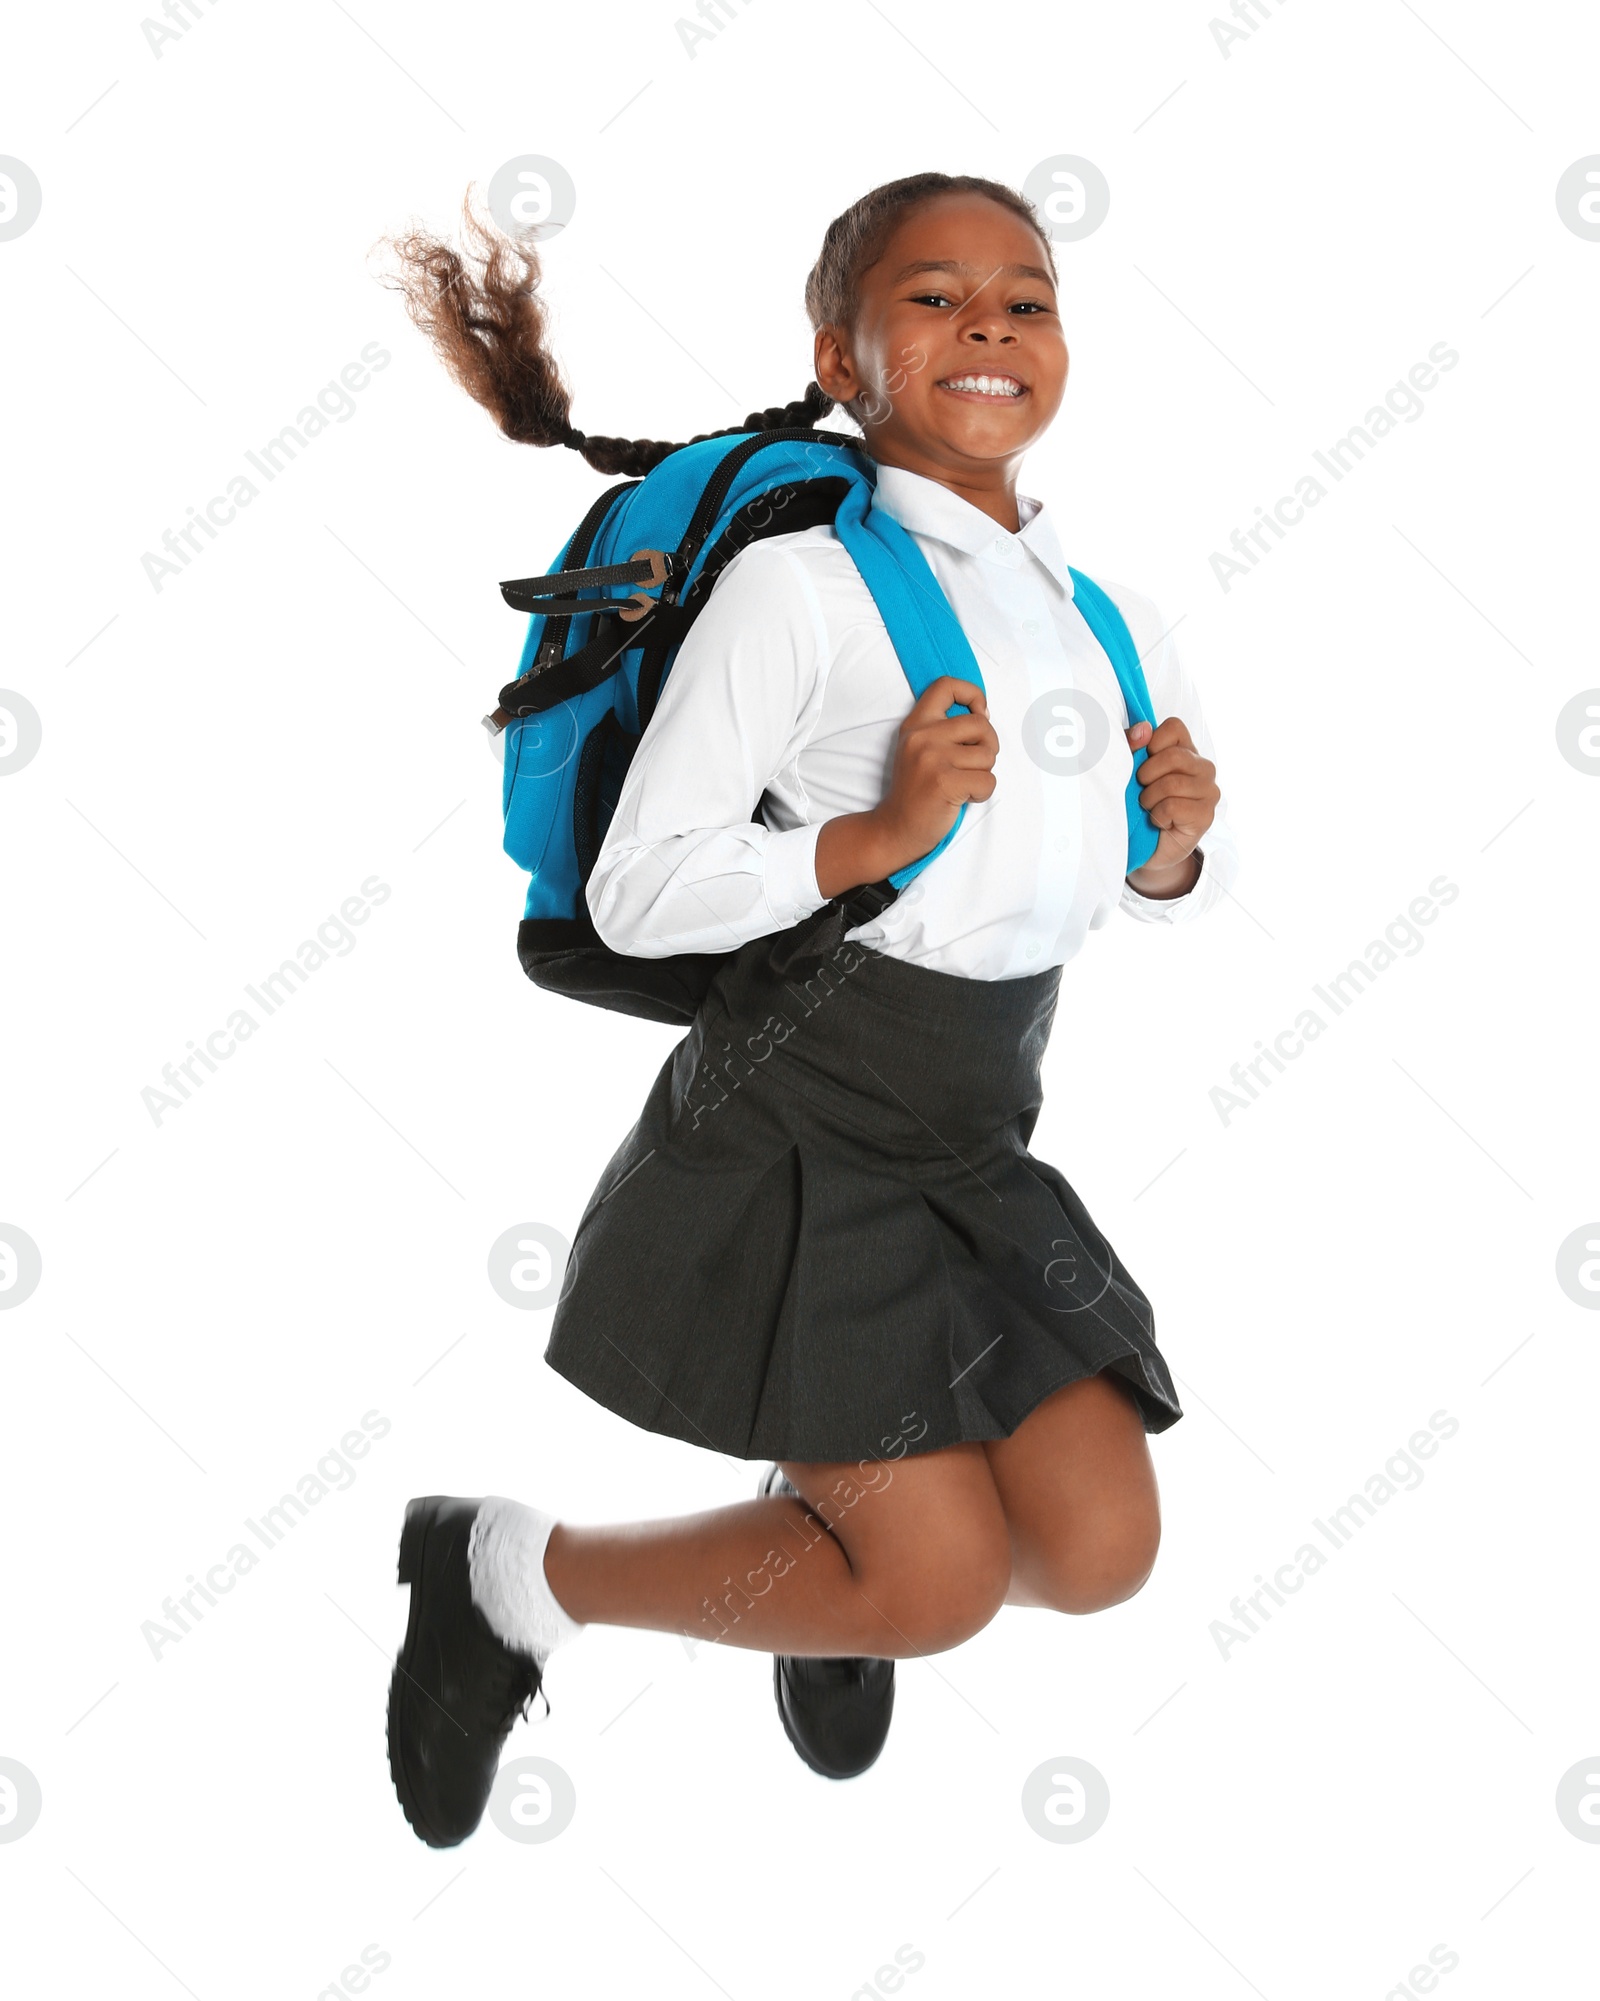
xmin=387 ymin=1495 xmax=546 ymax=1848
xmin=757 ymin=1465 xmax=895 ymax=1779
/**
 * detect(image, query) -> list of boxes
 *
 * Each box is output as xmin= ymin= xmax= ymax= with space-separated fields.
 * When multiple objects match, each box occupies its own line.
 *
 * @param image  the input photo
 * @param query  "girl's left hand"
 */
xmin=1124 ymin=717 xmax=1220 ymax=894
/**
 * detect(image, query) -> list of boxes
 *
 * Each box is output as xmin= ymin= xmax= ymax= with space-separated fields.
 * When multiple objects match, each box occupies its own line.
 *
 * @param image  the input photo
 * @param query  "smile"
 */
xmin=936 ymin=372 xmax=1026 ymax=400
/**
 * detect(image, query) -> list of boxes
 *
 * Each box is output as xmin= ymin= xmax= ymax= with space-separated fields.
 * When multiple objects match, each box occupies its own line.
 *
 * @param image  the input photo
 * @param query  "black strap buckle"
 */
xmin=499 ymin=547 xmax=678 ymax=616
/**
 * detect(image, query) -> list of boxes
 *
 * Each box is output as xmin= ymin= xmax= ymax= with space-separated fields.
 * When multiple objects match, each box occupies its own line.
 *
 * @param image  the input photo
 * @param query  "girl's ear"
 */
xmin=813 ymin=322 xmax=857 ymax=409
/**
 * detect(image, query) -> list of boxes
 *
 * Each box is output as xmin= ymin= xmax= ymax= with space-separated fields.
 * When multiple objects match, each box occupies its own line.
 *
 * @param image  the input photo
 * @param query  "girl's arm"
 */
xmin=585 ymin=541 xmax=834 ymax=960
xmin=586 ymin=539 xmax=1000 ymax=958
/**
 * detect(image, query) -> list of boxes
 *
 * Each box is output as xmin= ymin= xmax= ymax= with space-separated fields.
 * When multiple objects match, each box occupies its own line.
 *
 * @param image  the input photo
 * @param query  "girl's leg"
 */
xmin=982 ymin=1372 xmax=1162 ymax=1613
xmin=388 ymin=1386 xmax=1152 ymax=1845
xmin=543 ymin=1440 xmax=1013 ymax=1659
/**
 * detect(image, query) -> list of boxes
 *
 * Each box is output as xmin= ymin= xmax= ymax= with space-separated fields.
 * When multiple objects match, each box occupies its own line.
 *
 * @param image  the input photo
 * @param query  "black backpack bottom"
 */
xmin=517 ymin=879 xmax=901 ymax=1030
xmin=517 ymin=916 xmax=730 ymax=1027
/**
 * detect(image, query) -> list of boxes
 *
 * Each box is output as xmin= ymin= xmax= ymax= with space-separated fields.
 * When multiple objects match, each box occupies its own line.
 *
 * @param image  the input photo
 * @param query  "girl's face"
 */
xmin=814 ymin=193 xmax=1067 ymax=489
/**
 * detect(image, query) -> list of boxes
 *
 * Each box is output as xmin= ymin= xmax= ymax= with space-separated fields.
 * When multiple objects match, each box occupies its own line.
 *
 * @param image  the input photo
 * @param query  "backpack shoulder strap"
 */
xmin=1066 ymin=568 xmax=1163 ymax=875
xmin=1066 ymin=568 xmax=1151 ymax=724
xmin=832 ymin=481 xmax=984 ymax=889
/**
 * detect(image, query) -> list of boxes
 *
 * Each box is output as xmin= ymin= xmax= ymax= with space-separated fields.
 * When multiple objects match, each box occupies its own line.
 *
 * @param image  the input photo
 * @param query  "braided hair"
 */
xmin=379 ymin=173 xmax=1052 ymax=476
xmin=560 ymin=383 xmax=835 ymax=478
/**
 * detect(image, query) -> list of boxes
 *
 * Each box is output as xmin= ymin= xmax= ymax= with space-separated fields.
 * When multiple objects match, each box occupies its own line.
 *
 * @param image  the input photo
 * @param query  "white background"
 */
xmin=3 ymin=1 xmax=1598 ymax=1995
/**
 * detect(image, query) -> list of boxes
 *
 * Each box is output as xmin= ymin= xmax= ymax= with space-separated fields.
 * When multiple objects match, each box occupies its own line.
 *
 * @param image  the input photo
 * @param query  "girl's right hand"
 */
xmin=872 ymin=676 xmax=998 ymax=870
xmin=812 ymin=677 xmax=997 ymax=899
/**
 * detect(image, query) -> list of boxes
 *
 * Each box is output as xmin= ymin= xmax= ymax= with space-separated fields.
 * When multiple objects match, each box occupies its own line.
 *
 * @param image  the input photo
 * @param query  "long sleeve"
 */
xmin=1112 ymin=589 xmax=1240 ymax=926
xmin=586 ymin=540 xmax=833 ymax=959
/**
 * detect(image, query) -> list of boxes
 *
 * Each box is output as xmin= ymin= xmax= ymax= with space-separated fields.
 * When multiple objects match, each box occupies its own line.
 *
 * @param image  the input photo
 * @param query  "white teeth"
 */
xmin=943 ymin=374 xmax=1022 ymax=397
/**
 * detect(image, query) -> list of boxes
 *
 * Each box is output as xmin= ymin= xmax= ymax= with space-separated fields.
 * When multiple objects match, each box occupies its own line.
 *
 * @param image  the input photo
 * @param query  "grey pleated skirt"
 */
xmin=543 ymin=900 xmax=1182 ymax=1465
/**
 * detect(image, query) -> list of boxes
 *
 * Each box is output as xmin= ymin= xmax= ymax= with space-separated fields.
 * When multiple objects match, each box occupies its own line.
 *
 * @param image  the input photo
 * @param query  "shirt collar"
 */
xmin=868 ymin=461 xmax=1075 ymax=598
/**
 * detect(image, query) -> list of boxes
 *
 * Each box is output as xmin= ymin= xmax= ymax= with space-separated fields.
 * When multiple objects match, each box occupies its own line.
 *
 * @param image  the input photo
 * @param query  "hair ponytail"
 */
xmin=378 ymin=191 xmax=837 ymax=477
xmin=564 ymin=381 xmax=836 ymax=477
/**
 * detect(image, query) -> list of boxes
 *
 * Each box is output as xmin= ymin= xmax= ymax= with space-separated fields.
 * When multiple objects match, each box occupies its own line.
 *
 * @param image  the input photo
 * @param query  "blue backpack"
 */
xmin=484 ymin=426 xmax=1162 ymax=1024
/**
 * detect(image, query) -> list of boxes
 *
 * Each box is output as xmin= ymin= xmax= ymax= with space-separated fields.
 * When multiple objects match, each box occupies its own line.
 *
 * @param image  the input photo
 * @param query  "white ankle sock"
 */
xmin=467 ymin=1496 xmax=587 ymax=1662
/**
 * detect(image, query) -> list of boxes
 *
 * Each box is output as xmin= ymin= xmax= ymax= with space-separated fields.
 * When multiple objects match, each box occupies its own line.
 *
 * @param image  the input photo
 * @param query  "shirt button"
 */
xmin=902 ymin=886 xmax=922 ymax=905
xmin=1056 ymin=836 xmax=1071 ymax=852
xmin=1021 ymin=619 xmax=1041 ymax=638
xmin=1025 ymin=941 xmax=1041 ymax=959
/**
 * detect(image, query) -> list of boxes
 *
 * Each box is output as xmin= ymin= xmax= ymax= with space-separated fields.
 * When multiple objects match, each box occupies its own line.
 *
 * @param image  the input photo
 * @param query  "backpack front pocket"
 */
xmin=503 ymin=701 xmax=582 ymax=877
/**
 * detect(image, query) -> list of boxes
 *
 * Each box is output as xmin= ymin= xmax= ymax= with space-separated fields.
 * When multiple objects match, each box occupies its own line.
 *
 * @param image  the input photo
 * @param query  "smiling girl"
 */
xmin=382 ymin=171 xmax=1237 ymax=1846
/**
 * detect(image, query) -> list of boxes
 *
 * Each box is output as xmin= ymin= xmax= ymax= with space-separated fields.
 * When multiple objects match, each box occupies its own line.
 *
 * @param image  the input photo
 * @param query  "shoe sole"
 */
xmin=387 ymin=1495 xmax=457 ymax=1849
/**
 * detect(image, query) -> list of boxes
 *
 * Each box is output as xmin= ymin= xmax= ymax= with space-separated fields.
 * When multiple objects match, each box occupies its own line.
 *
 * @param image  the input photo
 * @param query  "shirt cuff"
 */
xmin=762 ymin=820 xmax=827 ymax=926
xmin=1121 ymin=844 xmax=1219 ymax=923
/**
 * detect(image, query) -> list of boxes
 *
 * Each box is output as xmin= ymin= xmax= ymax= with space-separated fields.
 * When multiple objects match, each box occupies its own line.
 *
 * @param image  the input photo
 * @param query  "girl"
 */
xmin=381 ymin=171 xmax=1236 ymax=1847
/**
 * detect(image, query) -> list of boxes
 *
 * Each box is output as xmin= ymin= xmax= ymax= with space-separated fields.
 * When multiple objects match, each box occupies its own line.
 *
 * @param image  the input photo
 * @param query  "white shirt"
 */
xmin=587 ymin=461 xmax=1239 ymax=981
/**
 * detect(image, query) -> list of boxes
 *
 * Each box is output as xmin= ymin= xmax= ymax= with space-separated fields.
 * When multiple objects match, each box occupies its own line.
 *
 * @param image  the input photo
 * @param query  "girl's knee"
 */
xmin=881 ymin=1573 xmax=1009 ymax=1653
xmin=857 ymin=1537 xmax=1011 ymax=1654
xmin=1034 ymin=1508 xmax=1161 ymax=1616
xmin=812 ymin=1445 xmax=1013 ymax=1654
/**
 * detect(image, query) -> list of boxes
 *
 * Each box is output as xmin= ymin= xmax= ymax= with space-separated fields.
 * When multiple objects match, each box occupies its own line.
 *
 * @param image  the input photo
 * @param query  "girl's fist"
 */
xmin=877 ymin=676 xmax=999 ymax=863
xmin=1124 ymin=717 xmax=1219 ymax=892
